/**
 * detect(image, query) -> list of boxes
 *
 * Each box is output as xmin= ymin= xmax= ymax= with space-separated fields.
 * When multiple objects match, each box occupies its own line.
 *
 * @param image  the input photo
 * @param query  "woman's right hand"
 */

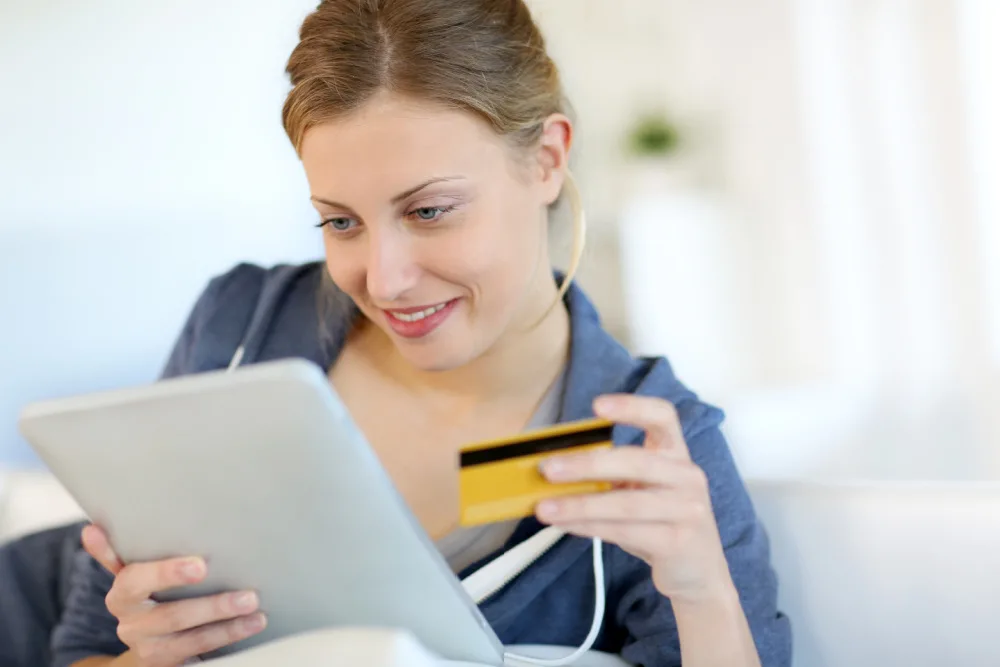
xmin=81 ymin=525 xmax=267 ymax=667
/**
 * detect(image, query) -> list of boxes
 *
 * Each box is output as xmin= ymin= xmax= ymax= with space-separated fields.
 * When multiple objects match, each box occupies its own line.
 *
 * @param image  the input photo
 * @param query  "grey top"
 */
xmin=434 ymin=370 xmax=566 ymax=574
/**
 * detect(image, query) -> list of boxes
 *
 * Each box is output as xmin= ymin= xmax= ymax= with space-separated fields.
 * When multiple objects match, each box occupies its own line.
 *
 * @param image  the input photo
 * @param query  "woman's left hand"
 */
xmin=535 ymin=394 xmax=735 ymax=606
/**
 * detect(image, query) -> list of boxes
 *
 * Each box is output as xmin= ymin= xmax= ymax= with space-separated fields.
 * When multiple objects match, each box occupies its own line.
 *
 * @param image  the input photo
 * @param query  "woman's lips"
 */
xmin=382 ymin=298 xmax=459 ymax=339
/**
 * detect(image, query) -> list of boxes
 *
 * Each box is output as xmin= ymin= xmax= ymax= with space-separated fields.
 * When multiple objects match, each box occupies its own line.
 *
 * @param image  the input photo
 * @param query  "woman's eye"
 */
xmin=415 ymin=207 xmax=441 ymax=220
xmin=408 ymin=206 xmax=453 ymax=222
xmin=321 ymin=217 xmax=356 ymax=232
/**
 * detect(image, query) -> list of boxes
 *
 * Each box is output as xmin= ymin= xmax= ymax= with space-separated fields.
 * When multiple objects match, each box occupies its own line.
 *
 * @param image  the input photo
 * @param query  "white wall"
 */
xmin=0 ymin=0 xmax=324 ymax=464
xmin=3 ymin=0 xmax=998 ymax=480
xmin=581 ymin=0 xmax=1000 ymax=481
xmin=958 ymin=0 xmax=1000 ymax=366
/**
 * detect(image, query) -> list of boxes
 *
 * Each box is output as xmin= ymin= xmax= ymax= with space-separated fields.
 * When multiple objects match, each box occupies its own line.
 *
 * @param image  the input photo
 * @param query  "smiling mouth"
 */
xmin=384 ymin=301 xmax=452 ymax=322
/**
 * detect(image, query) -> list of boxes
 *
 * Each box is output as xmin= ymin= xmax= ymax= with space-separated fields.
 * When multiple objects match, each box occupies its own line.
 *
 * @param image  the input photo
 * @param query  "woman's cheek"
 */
xmin=324 ymin=247 xmax=366 ymax=299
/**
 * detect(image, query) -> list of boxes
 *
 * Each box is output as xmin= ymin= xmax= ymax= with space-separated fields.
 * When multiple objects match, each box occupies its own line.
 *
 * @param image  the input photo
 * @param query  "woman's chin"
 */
xmin=388 ymin=332 xmax=478 ymax=373
xmin=395 ymin=345 xmax=471 ymax=373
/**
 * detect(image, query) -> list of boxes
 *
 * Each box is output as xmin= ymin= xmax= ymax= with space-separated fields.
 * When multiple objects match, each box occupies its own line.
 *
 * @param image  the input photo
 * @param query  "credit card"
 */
xmin=458 ymin=417 xmax=614 ymax=527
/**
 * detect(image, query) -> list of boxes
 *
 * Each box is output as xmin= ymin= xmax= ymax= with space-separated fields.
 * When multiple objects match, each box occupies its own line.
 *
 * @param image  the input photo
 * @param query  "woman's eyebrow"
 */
xmin=389 ymin=176 xmax=465 ymax=204
xmin=310 ymin=176 xmax=466 ymax=211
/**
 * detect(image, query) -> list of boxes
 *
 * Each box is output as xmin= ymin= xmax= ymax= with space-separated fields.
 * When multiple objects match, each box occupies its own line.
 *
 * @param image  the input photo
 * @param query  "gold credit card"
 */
xmin=458 ymin=418 xmax=614 ymax=527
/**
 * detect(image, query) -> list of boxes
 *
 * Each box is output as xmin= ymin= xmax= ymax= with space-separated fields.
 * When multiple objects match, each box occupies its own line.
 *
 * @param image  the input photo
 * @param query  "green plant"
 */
xmin=626 ymin=113 xmax=681 ymax=157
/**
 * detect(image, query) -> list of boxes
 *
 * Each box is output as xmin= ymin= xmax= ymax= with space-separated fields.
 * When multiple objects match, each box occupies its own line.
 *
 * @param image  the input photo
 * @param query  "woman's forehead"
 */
xmin=300 ymin=95 xmax=511 ymax=200
xmin=303 ymin=94 xmax=499 ymax=160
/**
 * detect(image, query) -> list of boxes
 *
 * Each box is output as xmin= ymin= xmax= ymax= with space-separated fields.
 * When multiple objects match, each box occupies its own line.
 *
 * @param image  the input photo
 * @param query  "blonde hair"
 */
xmin=282 ymin=0 xmax=586 ymax=295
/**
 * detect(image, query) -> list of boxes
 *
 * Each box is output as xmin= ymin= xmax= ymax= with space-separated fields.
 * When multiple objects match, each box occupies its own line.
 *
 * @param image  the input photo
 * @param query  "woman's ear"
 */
xmin=536 ymin=113 xmax=573 ymax=206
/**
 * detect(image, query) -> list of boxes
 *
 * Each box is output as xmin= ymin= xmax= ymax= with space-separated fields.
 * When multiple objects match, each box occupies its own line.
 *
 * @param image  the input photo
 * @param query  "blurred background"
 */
xmin=1 ymin=1 xmax=998 ymax=665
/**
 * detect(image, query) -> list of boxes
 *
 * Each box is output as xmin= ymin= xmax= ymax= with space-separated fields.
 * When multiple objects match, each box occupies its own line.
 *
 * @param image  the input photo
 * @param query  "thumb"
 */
xmin=81 ymin=524 xmax=124 ymax=575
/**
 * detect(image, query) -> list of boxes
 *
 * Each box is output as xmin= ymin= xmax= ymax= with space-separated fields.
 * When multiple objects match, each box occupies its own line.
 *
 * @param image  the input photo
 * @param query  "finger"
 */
xmin=107 ymin=557 xmax=207 ymax=616
xmin=140 ymin=590 xmax=261 ymax=637
xmin=81 ymin=524 xmax=124 ymax=575
xmin=536 ymin=488 xmax=711 ymax=524
xmin=593 ymin=394 xmax=689 ymax=459
xmin=541 ymin=446 xmax=704 ymax=487
xmin=160 ymin=613 xmax=268 ymax=663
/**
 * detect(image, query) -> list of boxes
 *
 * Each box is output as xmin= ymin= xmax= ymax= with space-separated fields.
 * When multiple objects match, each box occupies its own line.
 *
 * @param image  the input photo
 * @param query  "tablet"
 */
xmin=18 ymin=359 xmax=504 ymax=665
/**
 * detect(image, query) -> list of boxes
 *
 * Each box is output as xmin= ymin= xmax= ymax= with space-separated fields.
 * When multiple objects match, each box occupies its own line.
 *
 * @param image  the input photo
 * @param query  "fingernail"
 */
xmin=181 ymin=558 xmax=205 ymax=580
xmin=537 ymin=500 xmax=559 ymax=518
xmin=593 ymin=396 xmax=617 ymax=413
xmin=540 ymin=458 xmax=565 ymax=479
xmin=242 ymin=613 xmax=267 ymax=633
xmin=233 ymin=591 xmax=258 ymax=612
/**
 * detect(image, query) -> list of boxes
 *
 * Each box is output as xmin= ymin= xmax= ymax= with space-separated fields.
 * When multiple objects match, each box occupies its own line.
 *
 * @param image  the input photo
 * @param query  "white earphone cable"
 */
xmin=502 ymin=537 xmax=605 ymax=667
xmin=227 ymin=345 xmax=246 ymax=372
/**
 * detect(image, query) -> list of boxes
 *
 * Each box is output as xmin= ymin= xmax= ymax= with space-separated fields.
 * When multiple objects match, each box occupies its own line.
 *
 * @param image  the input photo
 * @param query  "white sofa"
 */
xmin=0 ymin=468 xmax=86 ymax=543
xmin=3 ymin=471 xmax=999 ymax=666
xmin=747 ymin=480 xmax=1000 ymax=667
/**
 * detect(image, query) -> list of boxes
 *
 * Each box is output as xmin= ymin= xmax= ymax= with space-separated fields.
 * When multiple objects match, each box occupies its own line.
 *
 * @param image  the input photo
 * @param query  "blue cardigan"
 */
xmin=50 ymin=262 xmax=791 ymax=667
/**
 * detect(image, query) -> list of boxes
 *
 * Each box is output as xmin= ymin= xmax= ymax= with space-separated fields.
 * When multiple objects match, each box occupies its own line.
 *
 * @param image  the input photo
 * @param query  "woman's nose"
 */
xmin=365 ymin=228 xmax=419 ymax=304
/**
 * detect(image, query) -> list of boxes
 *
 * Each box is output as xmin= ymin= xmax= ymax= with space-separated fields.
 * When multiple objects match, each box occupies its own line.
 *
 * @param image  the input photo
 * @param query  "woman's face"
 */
xmin=300 ymin=92 xmax=570 ymax=372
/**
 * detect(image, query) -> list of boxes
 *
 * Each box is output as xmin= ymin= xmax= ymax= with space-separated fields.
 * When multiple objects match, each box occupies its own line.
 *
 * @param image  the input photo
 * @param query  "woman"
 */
xmin=53 ymin=1 xmax=791 ymax=665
